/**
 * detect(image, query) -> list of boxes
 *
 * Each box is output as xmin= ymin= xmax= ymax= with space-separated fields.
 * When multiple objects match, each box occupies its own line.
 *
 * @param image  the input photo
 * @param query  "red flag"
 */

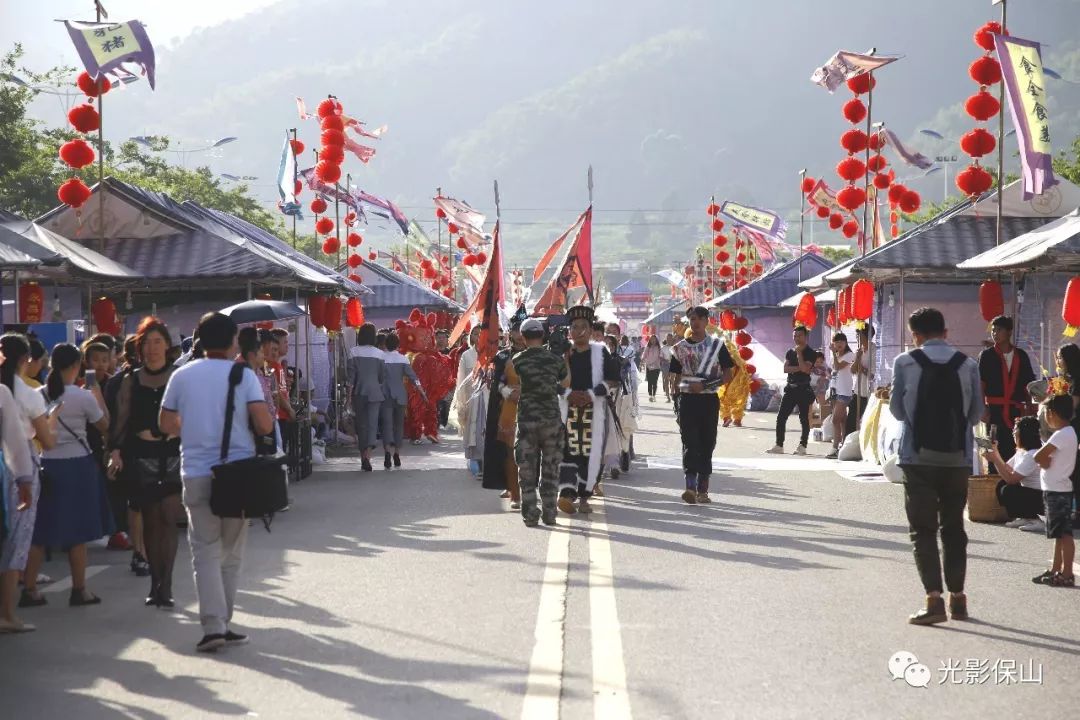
xmin=532 ymin=207 xmax=588 ymax=283
xmin=533 ymin=206 xmax=594 ymax=314
xmin=449 ymin=221 xmax=503 ymax=366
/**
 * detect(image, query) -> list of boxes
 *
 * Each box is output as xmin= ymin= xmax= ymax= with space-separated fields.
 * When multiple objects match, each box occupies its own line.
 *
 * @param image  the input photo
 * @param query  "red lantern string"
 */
xmin=959 ymin=21 xmax=1004 ymax=199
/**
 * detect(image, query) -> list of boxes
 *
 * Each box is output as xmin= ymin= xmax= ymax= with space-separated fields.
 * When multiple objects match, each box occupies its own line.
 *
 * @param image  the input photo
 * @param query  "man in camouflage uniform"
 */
xmin=506 ymin=318 xmax=569 ymax=527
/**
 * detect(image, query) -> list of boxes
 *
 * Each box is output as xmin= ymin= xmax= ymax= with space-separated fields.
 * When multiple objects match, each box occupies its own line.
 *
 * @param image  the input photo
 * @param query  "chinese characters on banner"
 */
xmin=994 ymin=34 xmax=1058 ymax=199
xmin=810 ymin=51 xmax=900 ymax=92
xmin=63 ymin=20 xmax=156 ymax=89
xmin=719 ymin=201 xmax=788 ymax=241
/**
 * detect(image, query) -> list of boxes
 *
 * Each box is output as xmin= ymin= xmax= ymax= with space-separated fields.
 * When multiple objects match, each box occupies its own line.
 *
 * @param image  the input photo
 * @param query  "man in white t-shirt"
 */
xmin=160 ymin=312 xmax=274 ymax=654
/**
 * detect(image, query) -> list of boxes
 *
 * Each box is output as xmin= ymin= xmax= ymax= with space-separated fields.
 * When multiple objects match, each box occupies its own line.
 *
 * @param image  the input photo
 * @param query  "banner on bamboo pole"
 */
xmin=63 ymin=19 xmax=156 ymax=89
xmin=719 ymin=201 xmax=787 ymax=241
xmin=994 ymin=34 xmax=1059 ymax=200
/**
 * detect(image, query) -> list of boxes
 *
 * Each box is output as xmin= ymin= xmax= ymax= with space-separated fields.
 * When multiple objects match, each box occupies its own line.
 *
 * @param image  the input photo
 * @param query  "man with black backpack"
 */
xmin=889 ymin=307 xmax=984 ymax=626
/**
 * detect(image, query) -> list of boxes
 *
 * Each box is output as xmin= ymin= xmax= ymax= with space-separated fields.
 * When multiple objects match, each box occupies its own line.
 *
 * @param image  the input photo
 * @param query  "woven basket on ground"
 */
xmin=968 ymin=474 xmax=1008 ymax=523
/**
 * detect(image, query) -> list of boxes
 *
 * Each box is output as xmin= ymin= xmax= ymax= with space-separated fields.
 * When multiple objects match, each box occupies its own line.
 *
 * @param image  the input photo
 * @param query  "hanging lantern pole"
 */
xmin=436 ymin=185 xmax=443 ymax=295
xmin=861 ymin=58 xmax=875 ymax=260
xmin=94 ymin=0 xmax=105 ymax=254
xmin=797 ymin=170 xmax=806 ymax=283
xmin=996 ymin=0 xmax=1008 ymax=248
xmin=290 ymin=127 xmax=298 ymax=249
xmin=346 ymin=172 xmax=352 ymax=272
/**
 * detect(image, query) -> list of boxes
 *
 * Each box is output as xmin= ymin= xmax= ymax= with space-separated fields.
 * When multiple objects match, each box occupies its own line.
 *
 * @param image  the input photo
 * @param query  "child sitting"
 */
xmin=982 ymin=416 xmax=1044 ymax=530
xmin=1032 ymin=395 xmax=1077 ymax=587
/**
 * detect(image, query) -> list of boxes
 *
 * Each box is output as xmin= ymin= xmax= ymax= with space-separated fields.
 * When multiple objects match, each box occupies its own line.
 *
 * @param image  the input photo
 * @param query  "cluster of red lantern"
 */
xmin=707 ymin=202 xmax=731 ymax=293
xmin=311 ymin=96 xmax=347 ymax=258
xmin=833 ymin=279 xmax=875 ymax=327
xmin=957 ymin=22 xmax=1004 ymax=199
xmin=511 ymin=269 xmax=525 ymax=306
xmin=308 ymin=294 xmax=344 ymax=333
xmin=720 ymin=308 xmax=762 ymax=393
xmin=834 ymin=73 xmax=871 ymax=221
xmin=57 ymin=71 xmax=111 ymax=211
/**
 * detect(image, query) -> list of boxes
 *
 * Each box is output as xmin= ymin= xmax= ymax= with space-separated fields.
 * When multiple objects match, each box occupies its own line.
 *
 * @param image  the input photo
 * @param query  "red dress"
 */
xmin=405 ymin=351 xmax=455 ymax=440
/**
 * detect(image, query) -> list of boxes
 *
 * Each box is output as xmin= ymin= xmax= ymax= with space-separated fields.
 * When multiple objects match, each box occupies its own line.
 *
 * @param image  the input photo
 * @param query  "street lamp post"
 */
xmin=131 ymin=135 xmax=238 ymax=167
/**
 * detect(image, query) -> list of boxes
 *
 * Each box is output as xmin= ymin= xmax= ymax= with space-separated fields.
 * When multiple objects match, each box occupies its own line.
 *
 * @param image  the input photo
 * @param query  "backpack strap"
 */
xmin=946 ymin=351 xmax=968 ymax=371
xmin=909 ymin=348 xmax=930 ymax=369
xmin=220 ymin=363 xmax=247 ymax=463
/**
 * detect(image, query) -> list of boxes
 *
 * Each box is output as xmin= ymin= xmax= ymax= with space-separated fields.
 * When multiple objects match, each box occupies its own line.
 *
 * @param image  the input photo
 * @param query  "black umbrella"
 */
xmin=220 ymin=299 xmax=307 ymax=324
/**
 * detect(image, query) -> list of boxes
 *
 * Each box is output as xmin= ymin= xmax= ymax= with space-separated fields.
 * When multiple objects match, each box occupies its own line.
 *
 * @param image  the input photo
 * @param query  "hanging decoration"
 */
xmin=793 ymin=292 xmax=817 ymax=329
xmin=308 ymin=295 xmax=327 ymax=328
xmin=958 ymin=21 xmax=1004 ymax=199
xmin=18 ymin=283 xmax=44 ymax=323
xmin=324 ymin=296 xmax=343 ymax=334
xmin=345 ymin=297 xmax=365 ymax=328
xmin=91 ymin=297 xmax=121 ymax=336
xmin=1064 ymin=277 xmax=1080 ymax=337
xmin=852 ymin=279 xmax=874 ymax=321
xmin=979 ymin=279 xmax=1004 ymax=322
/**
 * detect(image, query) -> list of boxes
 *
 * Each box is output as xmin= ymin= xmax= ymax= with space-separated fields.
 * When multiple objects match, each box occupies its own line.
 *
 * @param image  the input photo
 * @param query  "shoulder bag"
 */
xmin=210 ymin=363 xmax=287 ymax=531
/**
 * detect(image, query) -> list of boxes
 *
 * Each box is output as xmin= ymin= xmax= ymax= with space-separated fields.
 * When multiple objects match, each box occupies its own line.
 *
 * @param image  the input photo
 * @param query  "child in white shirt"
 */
xmin=1032 ymin=395 xmax=1076 ymax=587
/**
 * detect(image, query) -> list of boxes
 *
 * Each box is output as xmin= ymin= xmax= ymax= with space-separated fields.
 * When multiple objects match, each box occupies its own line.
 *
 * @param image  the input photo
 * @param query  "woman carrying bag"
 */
xmin=22 ymin=343 xmax=112 ymax=608
xmin=108 ymin=318 xmax=183 ymax=608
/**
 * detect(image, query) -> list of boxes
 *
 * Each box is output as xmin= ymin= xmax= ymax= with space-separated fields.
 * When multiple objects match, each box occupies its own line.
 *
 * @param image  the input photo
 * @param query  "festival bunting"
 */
xmin=352 ymin=189 xmax=409 ymax=234
xmin=882 ymin=130 xmax=934 ymax=170
xmin=994 ymin=34 xmax=1059 ymax=199
xmin=63 ymin=19 xmax=157 ymax=89
xmin=344 ymin=138 xmax=377 ymax=164
xmin=810 ymin=50 xmax=900 ymax=93
xmin=276 ymin=131 xmax=302 ymax=218
xmin=719 ymin=201 xmax=787 ymax=241
xmin=433 ymin=195 xmax=487 ymax=233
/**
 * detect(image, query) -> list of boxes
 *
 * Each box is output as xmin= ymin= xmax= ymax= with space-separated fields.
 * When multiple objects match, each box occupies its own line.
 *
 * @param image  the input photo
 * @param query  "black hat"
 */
xmin=567 ymin=305 xmax=594 ymax=322
xmin=509 ymin=304 xmax=529 ymax=330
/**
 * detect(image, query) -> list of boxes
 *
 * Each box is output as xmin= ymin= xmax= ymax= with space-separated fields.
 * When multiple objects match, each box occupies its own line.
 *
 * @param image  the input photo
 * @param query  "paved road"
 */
xmin=3 ymin=394 xmax=1079 ymax=718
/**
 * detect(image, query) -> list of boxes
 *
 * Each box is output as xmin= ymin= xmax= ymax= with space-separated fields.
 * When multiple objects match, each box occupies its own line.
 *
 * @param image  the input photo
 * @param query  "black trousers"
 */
xmin=845 ymin=394 xmax=870 ymax=436
xmin=646 ymin=368 xmax=661 ymax=397
xmin=902 ymin=465 xmax=969 ymax=594
xmin=679 ymin=393 xmax=719 ymax=480
xmin=775 ymin=384 xmax=813 ymax=447
xmin=986 ymin=409 xmax=1017 ymax=460
xmin=996 ymin=479 xmax=1043 ymax=520
xmin=438 ymin=398 xmax=451 ymax=428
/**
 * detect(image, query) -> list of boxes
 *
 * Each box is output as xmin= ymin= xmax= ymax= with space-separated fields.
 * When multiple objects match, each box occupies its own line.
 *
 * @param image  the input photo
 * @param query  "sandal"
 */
xmin=18 ymin=589 xmax=46 ymax=608
xmin=69 ymin=588 xmax=102 ymax=607
xmin=1050 ymin=574 xmax=1076 ymax=588
xmin=1032 ymin=570 xmax=1057 ymax=585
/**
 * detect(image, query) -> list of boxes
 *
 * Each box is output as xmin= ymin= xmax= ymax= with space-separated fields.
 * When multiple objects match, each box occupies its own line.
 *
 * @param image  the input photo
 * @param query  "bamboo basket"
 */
xmin=968 ymin=474 xmax=1008 ymax=523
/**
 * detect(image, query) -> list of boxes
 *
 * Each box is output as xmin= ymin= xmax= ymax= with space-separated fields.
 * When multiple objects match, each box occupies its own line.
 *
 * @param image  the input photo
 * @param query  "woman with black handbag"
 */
xmin=21 ymin=343 xmax=112 ymax=608
xmin=108 ymin=319 xmax=183 ymax=608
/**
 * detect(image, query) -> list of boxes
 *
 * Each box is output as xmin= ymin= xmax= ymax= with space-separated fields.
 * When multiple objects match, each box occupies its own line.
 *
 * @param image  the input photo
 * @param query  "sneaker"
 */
xmin=1004 ymin=517 xmax=1031 ymax=528
xmin=619 ymin=452 xmax=630 ymax=472
xmin=523 ymin=514 xmax=540 ymax=528
xmin=577 ymin=499 xmax=593 ymax=514
xmin=766 ymin=445 xmax=785 ymax=454
xmin=825 ymin=450 xmax=839 ymax=459
xmin=393 ymin=453 xmax=401 ymax=468
xmin=696 ymin=493 xmax=712 ymax=504
xmin=1032 ymin=570 xmax=1056 ymax=585
xmin=908 ymin=596 xmax=947 ymax=626
xmin=681 ymin=489 xmax=698 ymax=504
xmin=510 ymin=501 xmax=521 ymax=510
xmin=106 ymin=532 xmax=132 ymax=551
xmin=384 ymin=452 xmax=392 ymax=470
xmin=542 ymin=510 xmax=557 ymax=526
xmin=557 ymin=497 xmax=577 ymax=515
xmin=196 ymin=634 xmax=227 ymax=653
xmin=592 ymin=484 xmax=605 ymax=498
xmin=793 ymin=445 xmax=807 ymax=456
xmin=499 ymin=490 xmax=511 ymax=499
xmin=1020 ymin=519 xmax=1046 ymax=533
xmin=224 ymin=630 xmax=249 ymax=646
xmin=609 ymin=467 xmax=620 ymax=480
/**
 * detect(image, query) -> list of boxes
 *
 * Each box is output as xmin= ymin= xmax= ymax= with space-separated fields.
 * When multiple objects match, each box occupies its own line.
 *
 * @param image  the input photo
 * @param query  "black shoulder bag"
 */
xmin=210 ymin=364 xmax=288 ymax=531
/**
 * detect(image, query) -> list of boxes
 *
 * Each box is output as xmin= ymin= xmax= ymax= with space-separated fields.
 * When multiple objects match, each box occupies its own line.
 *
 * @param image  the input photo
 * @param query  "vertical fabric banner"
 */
xmin=277 ymin=131 xmax=301 ymax=217
xmin=994 ymin=34 xmax=1058 ymax=199
xmin=63 ymin=20 xmax=156 ymax=88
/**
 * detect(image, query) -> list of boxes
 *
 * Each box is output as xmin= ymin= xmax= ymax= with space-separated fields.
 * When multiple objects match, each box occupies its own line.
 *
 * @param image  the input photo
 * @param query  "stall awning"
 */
xmin=957 ymin=208 xmax=1080 ymax=272
xmin=644 ymin=300 xmax=688 ymax=326
xmin=779 ymin=287 xmax=836 ymax=308
xmin=706 ymin=254 xmax=834 ymax=309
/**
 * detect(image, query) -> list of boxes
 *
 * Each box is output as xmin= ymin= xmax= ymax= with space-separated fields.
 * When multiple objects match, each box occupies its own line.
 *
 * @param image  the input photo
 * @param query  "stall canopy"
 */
xmin=643 ymin=300 xmax=688 ymax=328
xmin=820 ymin=178 xmax=1080 ymax=285
xmin=707 ymin=254 xmax=834 ymax=309
xmin=0 ymin=218 xmax=140 ymax=280
xmin=36 ymin=177 xmax=367 ymax=293
xmin=779 ymin=287 xmax=836 ymax=308
xmin=0 ymin=209 xmax=26 ymax=223
xmin=957 ymin=208 xmax=1080 ymax=272
xmin=346 ymin=259 xmax=463 ymax=310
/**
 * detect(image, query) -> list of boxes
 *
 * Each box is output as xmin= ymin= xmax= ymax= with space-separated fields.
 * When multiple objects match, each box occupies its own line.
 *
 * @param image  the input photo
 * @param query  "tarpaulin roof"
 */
xmin=644 ymin=300 xmax=688 ymax=326
xmin=612 ymin=278 xmax=651 ymax=296
xmin=707 ymin=254 xmax=834 ymax=309
xmin=335 ymin=258 xmax=464 ymax=311
xmin=957 ymin=208 xmax=1080 ymax=272
xmin=36 ymin=178 xmax=366 ymax=292
xmin=0 ymin=219 xmax=140 ymax=279
xmin=0 ymin=209 xmax=26 ymax=222
xmin=779 ymin=287 xmax=836 ymax=308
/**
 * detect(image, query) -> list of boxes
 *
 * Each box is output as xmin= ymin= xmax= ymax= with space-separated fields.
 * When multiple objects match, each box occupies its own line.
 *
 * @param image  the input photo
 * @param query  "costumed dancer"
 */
xmin=669 ymin=306 xmax=735 ymax=504
xmin=719 ymin=337 xmax=749 ymax=428
xmin=399 ymin=310 xmax=455 ymax=444
xmin=452 ymin=325 xmax=487 ymax=475
xmin=978 ymin=315 xmax=1035 ymax=464
xmin=482 ymin=308 xmax=528 ymax=508
xmin=558 ymin=306 xmax=621 ymax=515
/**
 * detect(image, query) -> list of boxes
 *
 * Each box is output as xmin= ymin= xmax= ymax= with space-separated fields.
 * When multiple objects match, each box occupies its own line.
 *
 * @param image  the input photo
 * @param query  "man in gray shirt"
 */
xmin=889 ymin=307 xmax=984 ymax=626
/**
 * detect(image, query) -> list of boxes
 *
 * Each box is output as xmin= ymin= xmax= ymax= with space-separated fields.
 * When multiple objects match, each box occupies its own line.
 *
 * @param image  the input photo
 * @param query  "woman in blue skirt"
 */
xmin=21 ymin=344 xmax=113 ymax=608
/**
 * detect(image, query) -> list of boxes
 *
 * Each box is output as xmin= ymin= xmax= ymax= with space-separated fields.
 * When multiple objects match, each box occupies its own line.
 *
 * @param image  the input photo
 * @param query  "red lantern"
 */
xmin=842 ymin=98 xmax=867 ymax=124
xmin=960 ymin=128 xmax=996 ymax=158
xmin=57 ymin=177 xmax=92 ymax=209
xmin=706 ymin=202 xmax=720 ymax=216
xmin=320 ymin=115 xmax=345 ymax=132
xmin=324 ymin=297 xmax=343 ymax=333
xmin=713 ymin=234 xmax=727 ymax=247
xmin=315 ymin=161 xmax=341 ymax=184
xmin=745 ymin=364 xmax=757 ymax=376
xmin=716 ymin=251 xmax=730 ymax=262
xmin=965 ymin=90 xmax=1000 ymax=121
xmin=837 ymin=186 xmax=867 ymax=211
xmin=867 ymin=155 xmax=888 ymax=173
xmin=898 ymin=190 xmax=921 ymax=214
xmin=320 ymin=129 xmax=346 ymax=148
xmin=868 ymin=132 xmax=885 ymax=151
xmin=436 ymin=208 xmax=447 ymax=219
xmin=368 ymin=251 xmax=377 ymax=261
xmin=873 ymin=173 xmax=892 ymax=190
xmin=842 ymin=221 xmax=859 ymax=239
xmin=322 ymin=237 xmax=341 ymax=254
xmin=828 ymin=213 xmax=844 ymax=230
xmin=826 ymin=306 xmax=838 ymax=328
xmin=840 ymin=129 xmax=869 ymax=154
xmin=59 ymin=139 xmax=95 ymax=169
xmin=309 ymin=296 xmax=327 ymax=328
xmin=737 ymin=266 xmax=749 ymax=277
xmin=719 ymin=265 xmax=733 ymax=277
xmin=738 ymin=346 xmax=754 ymax=361
xmin=846 ymin=73 xmax=876 ymax=95
xmin=838 ymin=287 xmax=851 ymax=325
xmin=734 ymin=316 xmax=749 ymax=330
xmin=317 ymin=98 xmax=342 ymax=118
xmin=887 ymin=183 xmax=908 ymax=204
xmin=735 ymin=331 xmax=752 ymax=347
xmin=891 ymin=224 xmax=900 ymax=239
xmin=736 ymin=252 xmax=747 ymax=264
xmin=969 ymin=56 xmax=1002 ymax=86
xmin=974 ymin=21 xmax=1003 ymax=51
xmin=295 ymin=179 xmax=303 ymax=196
xmin=18 ymin=283 xmax=44 ymax=323
xmin=852 ymin=279 xmax=874 ymax=321
xmin=720 ymin=310 xmax=736 ymax=331
xmin=712 ymin=219 xmax=724 ymax=232
xmin=290 ymin=139 xmax=305 ymax=156
xmin=836 ymin=157 xmax=867 ymax=182
xmin=91 ymin=297 xmax=119 ymax=335
xmin=76 ymin=71 xmax=111 ymax=97
xmin=67 ymin=104 xmax=100 ymax=133
xmin=1064 ymin=277 xmax=1080 ymax=334
xmin=476 ymin=252 xmax=488 ymax=264
xmin=345 ymin=298 xmax=365 ymax=328
xmin=315 ymin=217 xmax=335 ymax=235
xmin=456 ymin=238 xmax=467 ymax=250
xmin=794 ymin=292 xmax=817 ymax=329
xmin=749 ymin=379 xmax=762 ymax=394
xmin=462 ymin=255 xmax=475 ymax=267
xmin=347 ymin=254 xmax=363 ymax=268
xmin=349 ymin=273 xmax=363 ymax=283
xmin=320 ymin=145 xmax=345 ymax=165
xmin=816 ymin=206 xmax=831 ymax=219
xmin=347 ymin=232 xmax=363 ymax=247
xmin=752 ymin=263 xmax=763 ymax=275
xmin=956 ymin=164 xmax=994 ymax=197
xmin=310 ymin=197 xmax=328 ymax=214
xmin=801 ymin=176 xmax=816 ymax=194
xmin=979 ymin=280 xmax=1004 ymax=322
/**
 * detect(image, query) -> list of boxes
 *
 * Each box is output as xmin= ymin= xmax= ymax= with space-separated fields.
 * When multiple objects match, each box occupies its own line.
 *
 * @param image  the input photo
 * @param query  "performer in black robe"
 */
xmin=482 ymin=308 xmax=528 ymax=494
xmin=978 ymin=315 xmax=1035 ymax=462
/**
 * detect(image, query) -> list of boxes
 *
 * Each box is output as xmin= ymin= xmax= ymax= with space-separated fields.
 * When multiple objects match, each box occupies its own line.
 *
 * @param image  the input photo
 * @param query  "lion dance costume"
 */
xmin=719 ymin=338 xmax=750 ymax=427
xmin=397 ymin=309 xmax=455 ymax=442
